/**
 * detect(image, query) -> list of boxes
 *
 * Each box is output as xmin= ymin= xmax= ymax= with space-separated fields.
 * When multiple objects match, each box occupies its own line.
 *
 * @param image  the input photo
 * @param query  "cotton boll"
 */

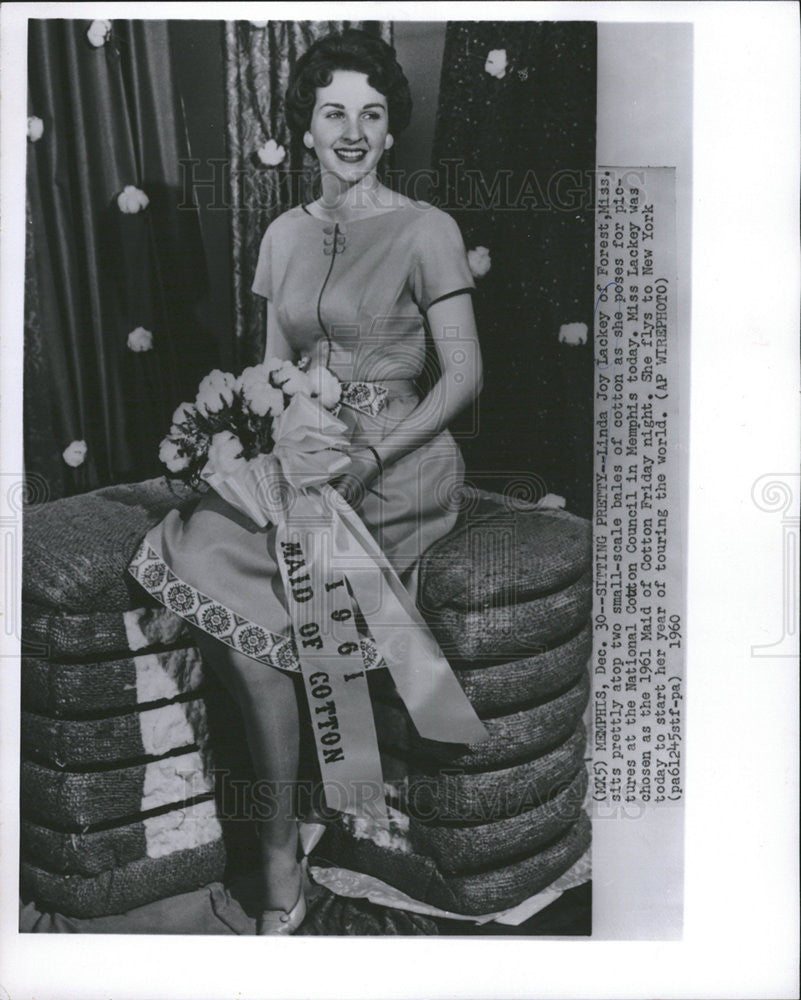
xmin=248 ymin=383 xmax=285 ymax=418
xmin=195 ymin=369 xmax=236 ymax=414
xmin=126 ymin=326 xmax=153 ymax=352
xmin=171 ymin=402 xmax=197 ymax=427
xmin=257 ymin=139 xmax=286 ymax=167
xmin=558 ymin=322 xmax=588 ymax=346
xmin=307 ymin=366 xmax=342 ymax=409
xmin=484 ymin=49 xmax=508 ymax=79
xmin=117 ymin=185 xmax=150 ymax=214
xmin=158 ymin=438 xmax=189 ymax=473
xmin=467 ymin=246 xmax=491 ymax=278
xmin=278 ymin=369 xmax=312 ymax=397
xmin=238 ymin=365 xmax=285 ymax=417
xmin=87 ymin=20 xmax=112 ymax=47
xmin=62 ymin=440 xmax=88 ymax=468
xmin=27 ymin=116 xmax=44 ymax=142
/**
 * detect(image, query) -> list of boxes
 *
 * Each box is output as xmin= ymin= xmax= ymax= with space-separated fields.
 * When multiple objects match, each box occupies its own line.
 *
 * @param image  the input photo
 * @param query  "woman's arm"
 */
xmin=264 ymin=301 xmax=295 ymax=364
xmin=377 ymin=292 xmax=482 ymax=464
xmin=340 ymin=293 xmax=482 ymax=492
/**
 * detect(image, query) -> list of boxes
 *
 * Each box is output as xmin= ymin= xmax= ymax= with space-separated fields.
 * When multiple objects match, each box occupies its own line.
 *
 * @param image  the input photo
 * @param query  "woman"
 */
xmin=130 ymin=29 xmax=484 ymax=934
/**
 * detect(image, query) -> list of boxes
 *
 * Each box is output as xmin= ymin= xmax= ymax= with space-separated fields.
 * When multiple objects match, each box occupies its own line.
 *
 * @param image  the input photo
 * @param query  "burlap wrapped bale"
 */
xmin=431 ymin=571 xmax=592 ymax=660
xmin=419 ymin=500 xmax=591 ymax=613
xmin=21 ymin=799 xmax=223 ymax=877
xmin=21 ymin=752 xmax=213 ymax=828
xmin=408 ymin=766 xmax=588 ymax=874
xmin=315 ymin=811 xmax=590 ymax=917
xmin=22 ymin=603 xmax=188 ymax=661
xmin=20 ymin=838 xmax=226 ymax=919
xmin=443 ymin=812 xmax=590 ymax=913
xmin=21 ymin=646 xmax=207 ymax=716
xmin=23 ymin=477 xmax=199 ymax=612
xmin=453 ymin=622 xmax=592 ymax=715
xmin=406 ymin=724 xmax=587 ymax=823
xmin=374 ymin=671 xmax=589 ymax=770
xmin=22 ymin=695 xmax=211 ymax=768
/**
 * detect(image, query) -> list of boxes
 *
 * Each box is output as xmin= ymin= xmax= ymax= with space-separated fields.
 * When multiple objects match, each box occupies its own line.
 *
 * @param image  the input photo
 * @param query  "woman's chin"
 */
xmin=321 ymin=157 xmax=380 ymax=186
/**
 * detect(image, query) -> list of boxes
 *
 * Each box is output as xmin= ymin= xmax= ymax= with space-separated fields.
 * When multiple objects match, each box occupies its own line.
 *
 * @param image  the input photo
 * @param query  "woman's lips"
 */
xmin=334 ymin=148 xmax=367 ymax=162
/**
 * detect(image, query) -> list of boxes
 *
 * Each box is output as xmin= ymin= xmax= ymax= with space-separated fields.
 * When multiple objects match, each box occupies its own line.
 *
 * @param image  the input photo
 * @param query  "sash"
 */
xmin=201 ymin=393 xmax=488 ymax=825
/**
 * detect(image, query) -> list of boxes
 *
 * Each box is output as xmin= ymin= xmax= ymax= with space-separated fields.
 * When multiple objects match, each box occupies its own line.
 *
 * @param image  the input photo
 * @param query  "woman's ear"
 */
xmin=303 ymin=131 xmax=314 ymax=150
xmin=384 ymin=133 xmax=394 ymax=151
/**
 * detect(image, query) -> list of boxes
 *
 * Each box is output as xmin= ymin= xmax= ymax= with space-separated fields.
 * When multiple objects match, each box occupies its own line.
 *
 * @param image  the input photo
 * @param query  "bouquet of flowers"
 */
xmin=158 ymin=357 xmax=348 ymax=527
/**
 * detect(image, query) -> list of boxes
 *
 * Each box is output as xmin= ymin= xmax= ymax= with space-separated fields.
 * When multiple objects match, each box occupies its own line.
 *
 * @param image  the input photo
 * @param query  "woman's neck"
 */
xmin=312 ymin=174 xmax=404 ymax=222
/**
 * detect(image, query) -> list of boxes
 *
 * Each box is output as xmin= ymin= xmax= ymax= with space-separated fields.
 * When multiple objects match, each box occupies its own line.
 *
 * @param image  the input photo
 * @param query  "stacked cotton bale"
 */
xmin=20 ymin=479 xmax=230 ymax=918
xmin=316 ymin=493 xmax=593 ymax=916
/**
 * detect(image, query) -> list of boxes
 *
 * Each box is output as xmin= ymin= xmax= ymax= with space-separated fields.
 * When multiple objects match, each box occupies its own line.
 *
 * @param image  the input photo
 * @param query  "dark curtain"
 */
xmin=432 ymin=22 xmax=597 ymax=517
xmin=224 ymin=20 xmax=392 ymax=366
xmin=26 ymin=19 xmax=216 ymax=497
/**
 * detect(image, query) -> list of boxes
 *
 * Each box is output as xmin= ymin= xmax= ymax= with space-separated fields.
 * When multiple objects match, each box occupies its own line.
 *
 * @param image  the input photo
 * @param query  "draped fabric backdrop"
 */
xmin=432 ymin=22 xmax=597 ymax=517
xmin=25 ymin=20 xmax=214 ymax=497
xmin=224 ymin=20 xmax=392 ymax=367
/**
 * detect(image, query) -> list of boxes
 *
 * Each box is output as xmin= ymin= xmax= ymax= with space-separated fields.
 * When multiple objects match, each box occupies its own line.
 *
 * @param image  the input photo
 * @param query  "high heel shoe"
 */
xmin=255 ymin=860 xmax=309 ymax=936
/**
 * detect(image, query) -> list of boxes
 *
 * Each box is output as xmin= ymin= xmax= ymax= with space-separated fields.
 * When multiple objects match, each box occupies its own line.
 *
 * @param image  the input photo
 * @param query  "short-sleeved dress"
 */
xmin=129 ymin=201 xmax=475 ymax=675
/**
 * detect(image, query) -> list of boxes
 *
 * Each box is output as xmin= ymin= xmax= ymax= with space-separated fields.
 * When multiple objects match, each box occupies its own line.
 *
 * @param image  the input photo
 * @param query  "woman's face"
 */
xmin=307 ymin=69 xmax=392 ymax=186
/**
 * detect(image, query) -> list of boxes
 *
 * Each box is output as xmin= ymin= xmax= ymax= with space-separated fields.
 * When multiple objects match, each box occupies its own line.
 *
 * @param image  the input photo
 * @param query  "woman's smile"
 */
xmin=334 ymin=146 xmax=368 ymax=163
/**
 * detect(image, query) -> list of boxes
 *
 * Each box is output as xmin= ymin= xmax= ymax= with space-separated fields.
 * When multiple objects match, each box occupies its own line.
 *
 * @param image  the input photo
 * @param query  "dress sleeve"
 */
xmin=411 ymin=210 xmax=475 ymax=313
xmin=252 ymin=226 xmax=273 ymax=299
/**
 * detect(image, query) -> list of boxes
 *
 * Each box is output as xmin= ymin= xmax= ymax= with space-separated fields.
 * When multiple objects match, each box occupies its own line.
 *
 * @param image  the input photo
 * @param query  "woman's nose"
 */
xmin=341 ymin=117 xmax=364 ymax=142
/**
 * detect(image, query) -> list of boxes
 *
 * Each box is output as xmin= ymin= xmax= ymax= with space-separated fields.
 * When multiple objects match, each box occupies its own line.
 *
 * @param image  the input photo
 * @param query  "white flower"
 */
xmin=263 ymin=357 xmax=294 ymax=378
xmin=207 ymin=431 xmax=246 ymax=475
xmin=257 ymin=139 xmax=286 ymax=167
xmin=87 ymin=20 xmax=112 ymax=47
xmin=484 ymin=49 xmax=507 ymax=79
xmin=27 ymin=116 xmax=44 ymax=142
xmin=171 ymin=401 xmax=197 ymax=427
xmin=558 ymin=322 xmax=588 ymax=346
xmin=307 ymin=366 xmax=341 ymax=409
xmin=63 ymin=440 xmax=88 ymax=468
xmin=238 ymin=365 xmax=285 ymax=417
xmin=467 ymin=246 xmax=491 ymax=278
xmin=126 ymin=326 xmax=153 ymax=352
xmin=159 ymin=437 xmax=189 ymax=473
xmin=195 ymin=369 xmax=237 ymax=414
xmin=117 ymin=185 xmax=149 ymax=214
xmin=273 ymin=367 xmax=311 ymax=397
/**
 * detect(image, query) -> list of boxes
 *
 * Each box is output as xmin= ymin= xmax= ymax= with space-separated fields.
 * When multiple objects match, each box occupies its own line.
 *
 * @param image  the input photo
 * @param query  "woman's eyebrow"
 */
xmin=319 ymin=101 xmax=386 ymax=110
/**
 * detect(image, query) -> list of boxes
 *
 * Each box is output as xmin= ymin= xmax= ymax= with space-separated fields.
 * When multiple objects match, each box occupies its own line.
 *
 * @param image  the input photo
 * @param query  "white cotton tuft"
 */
xmin=484 ymin=49 xmax=508 ymax=79
xmin=558 ymin=322 xmax=588 ymax=346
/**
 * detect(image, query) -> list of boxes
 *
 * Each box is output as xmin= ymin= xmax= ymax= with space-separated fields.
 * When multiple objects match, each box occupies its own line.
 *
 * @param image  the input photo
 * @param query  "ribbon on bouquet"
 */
xmin=200 ymin=393 xmax=488 ymax=824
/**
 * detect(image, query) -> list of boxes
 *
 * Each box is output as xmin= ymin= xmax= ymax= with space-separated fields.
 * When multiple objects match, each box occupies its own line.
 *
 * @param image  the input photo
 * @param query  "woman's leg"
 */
xmin=191 ymin=627 xmax=302 ymax=911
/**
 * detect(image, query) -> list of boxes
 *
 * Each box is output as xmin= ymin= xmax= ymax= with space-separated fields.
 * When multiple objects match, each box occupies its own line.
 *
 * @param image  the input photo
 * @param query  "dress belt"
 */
xmin=338 ymin=378 xmax=416 ymax=417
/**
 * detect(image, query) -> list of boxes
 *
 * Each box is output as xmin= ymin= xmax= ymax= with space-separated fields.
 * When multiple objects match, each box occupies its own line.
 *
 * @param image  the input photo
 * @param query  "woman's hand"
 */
xmin=329 ymin=448 xmax=383 ymax=506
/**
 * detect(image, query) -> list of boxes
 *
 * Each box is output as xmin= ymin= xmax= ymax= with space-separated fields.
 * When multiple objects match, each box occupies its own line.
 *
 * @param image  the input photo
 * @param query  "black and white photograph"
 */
xmin=0 ymin=2 xmax=798 ymax=997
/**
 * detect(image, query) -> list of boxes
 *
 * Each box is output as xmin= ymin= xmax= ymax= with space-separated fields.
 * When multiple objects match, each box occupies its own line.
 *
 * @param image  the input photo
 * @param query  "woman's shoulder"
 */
xmin=262 ymin=204 xmax=307 ymax=238
xmin=394 ymin=199 xmax=464 ymax=240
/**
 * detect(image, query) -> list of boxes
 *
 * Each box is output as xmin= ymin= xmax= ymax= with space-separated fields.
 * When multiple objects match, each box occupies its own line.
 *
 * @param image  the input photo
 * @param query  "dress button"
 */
xmin=323 ymin=225 xmax=334 ymax=235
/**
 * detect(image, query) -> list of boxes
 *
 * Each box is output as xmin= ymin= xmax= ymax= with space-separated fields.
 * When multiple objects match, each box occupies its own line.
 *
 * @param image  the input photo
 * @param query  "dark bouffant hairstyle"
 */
xmin=286 ymin=29 xmax=412 ymax=137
